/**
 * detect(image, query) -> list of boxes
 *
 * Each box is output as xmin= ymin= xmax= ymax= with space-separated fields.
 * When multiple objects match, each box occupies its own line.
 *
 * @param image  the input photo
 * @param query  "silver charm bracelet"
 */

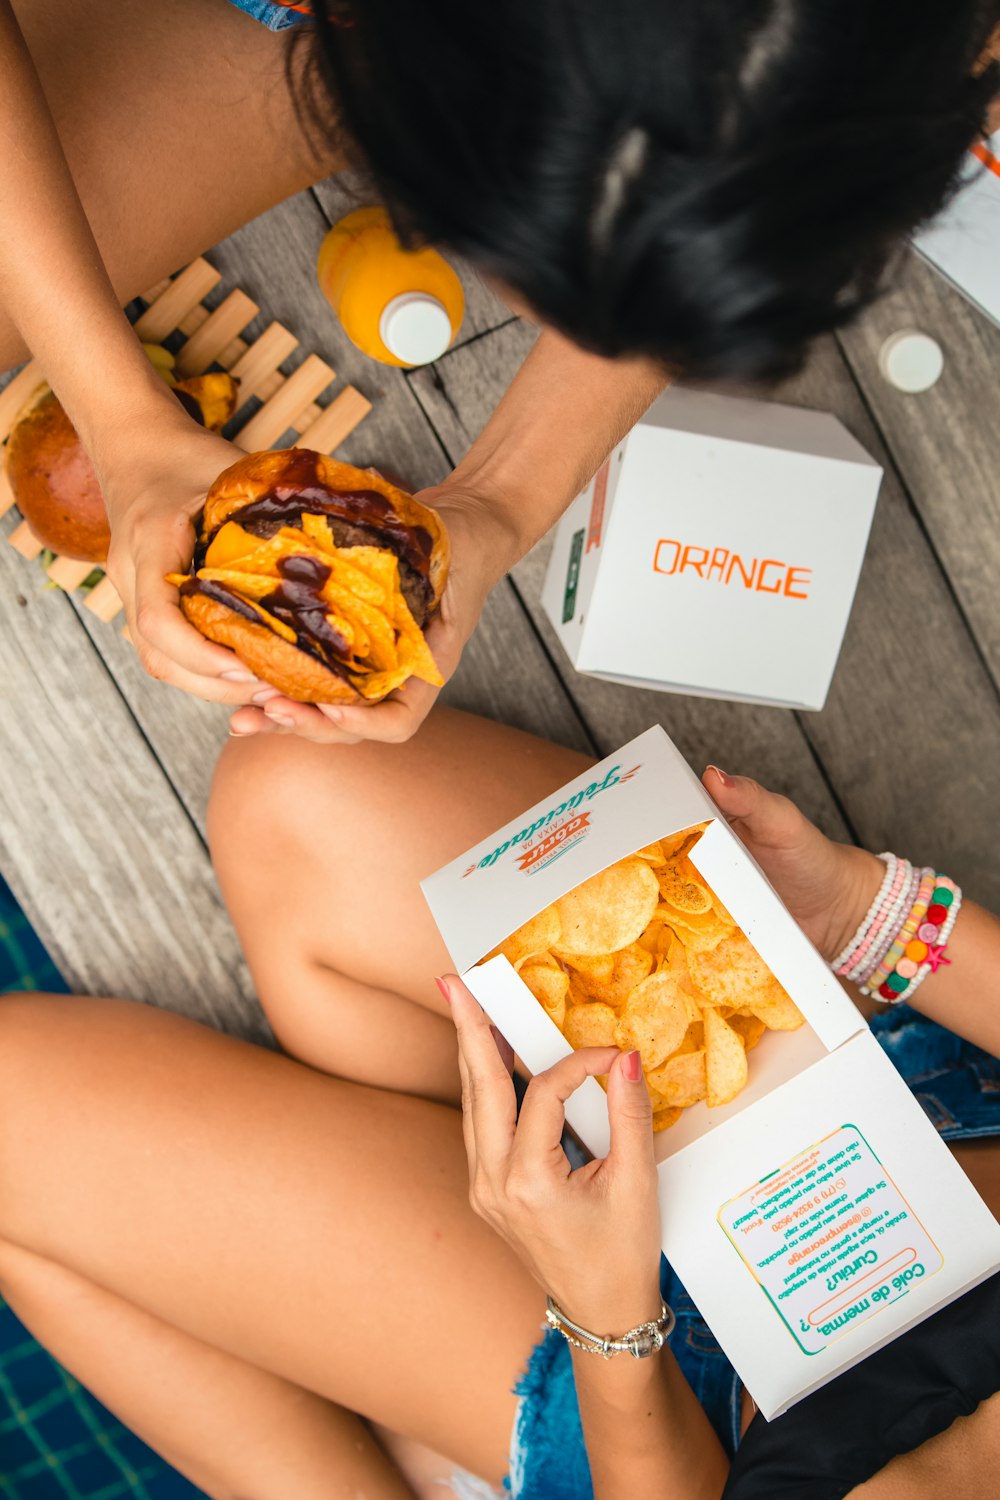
xmin=545 ymin=1295 xmax=675 ymax=1359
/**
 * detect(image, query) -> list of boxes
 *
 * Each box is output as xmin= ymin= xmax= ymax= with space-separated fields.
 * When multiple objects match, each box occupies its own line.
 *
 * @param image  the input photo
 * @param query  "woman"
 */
xmin=1 ymin=1 xmax=998 ymax=746
xmin=0 ymin=709 xmax=998 ymax=1498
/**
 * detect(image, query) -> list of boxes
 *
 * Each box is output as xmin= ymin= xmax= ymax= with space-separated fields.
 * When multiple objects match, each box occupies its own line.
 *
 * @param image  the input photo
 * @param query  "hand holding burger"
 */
xmin=170 ymin=447 xmax=449 ymax=707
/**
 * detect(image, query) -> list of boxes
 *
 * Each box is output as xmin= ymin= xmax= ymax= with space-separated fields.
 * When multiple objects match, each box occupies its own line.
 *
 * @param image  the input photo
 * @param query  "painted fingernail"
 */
xmin=623 ymin=1050 xmax=642 ymax=1082
xmin=220 ymin=670 xmax=256 ymax=684
xmin=706 ymin=764 xmax=735 ymax=787
xmin=251 ymin=687 xmax=281 ymax=704
xmin=265 ymin=712 xmax=296 ymax=728
xmin=435 ymin=976 xmax=452 ymax=1005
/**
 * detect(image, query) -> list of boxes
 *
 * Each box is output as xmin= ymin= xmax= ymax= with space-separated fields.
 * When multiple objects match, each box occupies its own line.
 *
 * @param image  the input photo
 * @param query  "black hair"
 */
xmin=306 ymin=1 xmax=1000 ymax=380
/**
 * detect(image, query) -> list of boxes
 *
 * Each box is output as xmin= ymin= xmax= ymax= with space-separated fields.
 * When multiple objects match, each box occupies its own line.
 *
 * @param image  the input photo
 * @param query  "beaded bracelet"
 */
xmin=854 ymin=864 xmax=923 ymax=988
xmin=832 ymin=859 xmax=961 ymax=1006
xmin=861 ymin=868 xmax=937 ymax=998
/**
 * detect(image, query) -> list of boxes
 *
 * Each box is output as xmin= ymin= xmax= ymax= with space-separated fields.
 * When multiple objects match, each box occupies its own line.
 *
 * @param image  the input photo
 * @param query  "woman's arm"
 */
xmin=229 ymin=329 xmax=668 ymax=741
xmin=0 ymin=1 xmax=256 ymax=702
xmin=702 ymin=769 xmax=1000 ymax=1059
xmin=448 ymin=982 xmax=729 ymax=1500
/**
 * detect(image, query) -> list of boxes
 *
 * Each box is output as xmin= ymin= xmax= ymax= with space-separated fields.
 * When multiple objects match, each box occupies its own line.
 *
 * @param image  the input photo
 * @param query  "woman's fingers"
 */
xmin=605 ymin=1049 xmax=656 ymax=1181
xmin=702 ymin=766 xmax=805 ymax=851
xmin=447 ymin=977 xmax=518 ymax=1183
xmin=511 ymin=1047 xmax=620 ymax=1172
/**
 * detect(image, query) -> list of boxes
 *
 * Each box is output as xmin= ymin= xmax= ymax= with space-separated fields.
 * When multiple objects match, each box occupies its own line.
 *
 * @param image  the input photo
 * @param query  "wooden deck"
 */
xmin=2 ymin=177 xmax=999 ymax=1039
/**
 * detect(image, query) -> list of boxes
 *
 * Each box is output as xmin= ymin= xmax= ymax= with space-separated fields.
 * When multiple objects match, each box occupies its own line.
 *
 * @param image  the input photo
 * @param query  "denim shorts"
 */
xmin=501 ymin=1005 xmax=1000 ymax=1500
xmin=225 ymin=0 xmax=312 ymax=31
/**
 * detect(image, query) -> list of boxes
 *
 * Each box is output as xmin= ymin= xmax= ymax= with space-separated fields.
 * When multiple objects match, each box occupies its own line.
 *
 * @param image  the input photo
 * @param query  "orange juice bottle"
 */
xmin=317 ymin=206 xmax=465 ymax=367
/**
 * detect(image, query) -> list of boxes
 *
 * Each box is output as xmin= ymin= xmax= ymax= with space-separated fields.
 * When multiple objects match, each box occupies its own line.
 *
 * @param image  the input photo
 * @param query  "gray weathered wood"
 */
xmin=836 ymin=251 xmax=1000 ymax=689
xmin=0 ymin=511 xmax=268 ymax=1039
xmin=406 ymin=322 xmax=852 ymax=839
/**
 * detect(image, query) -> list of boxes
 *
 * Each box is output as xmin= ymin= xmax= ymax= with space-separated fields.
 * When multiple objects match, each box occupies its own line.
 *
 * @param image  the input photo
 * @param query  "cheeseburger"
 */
xmin=171 ymin=448 xmax=449 ymax=704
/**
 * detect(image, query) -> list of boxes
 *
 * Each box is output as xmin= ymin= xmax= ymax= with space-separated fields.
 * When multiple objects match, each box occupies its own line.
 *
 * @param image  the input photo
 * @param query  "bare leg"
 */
xmin=0 ymin=1237 xmax=413 ymax=1500
xmin=0 ymin=991 xmax=543 ymax=1486
xmin=208 ymin=707 xmax=589 ymax=1096
xmin=2 ymin=0 xmax=339 ymax=370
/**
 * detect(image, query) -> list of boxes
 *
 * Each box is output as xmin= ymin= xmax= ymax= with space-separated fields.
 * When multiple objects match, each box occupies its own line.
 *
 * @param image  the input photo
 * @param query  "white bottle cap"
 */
xmin=877 ymin=329 xmax=944 ymax=393
xmin=379 ymin=292 xmax=453 ymax=366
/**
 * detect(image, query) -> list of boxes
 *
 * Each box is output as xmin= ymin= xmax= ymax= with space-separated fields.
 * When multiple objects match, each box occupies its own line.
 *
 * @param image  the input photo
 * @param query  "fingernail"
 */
xmin=623 ymin=1049 xmax=642 ymax=1082
xmin=220 ymin=670 xmax=256 ymax=684
xmin=265 ymin=712 xmax=296 ymax=728
xmin=434 ymin=976 xmax=452 ymax=1005
xmin=318 ymin=705 xmax=342 ymax=722
xmin=228 ymin=728 xmax=252 ymax=738
xmin=706 ymin=764 xmax=735 ymax=787
xmin=251 ymin=687 xmax=281 ymax=704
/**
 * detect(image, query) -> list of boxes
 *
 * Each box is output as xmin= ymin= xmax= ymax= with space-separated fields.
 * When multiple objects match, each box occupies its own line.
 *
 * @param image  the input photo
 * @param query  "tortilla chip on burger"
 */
xmin=169 ymin=448 xmax=448 ymax=704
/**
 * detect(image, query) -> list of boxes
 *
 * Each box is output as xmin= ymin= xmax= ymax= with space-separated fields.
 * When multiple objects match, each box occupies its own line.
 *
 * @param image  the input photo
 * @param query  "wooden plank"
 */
xmin=836 ymin=250 xmax=1000 ymax=688
xmin=296 ymin=385 xmax=372 ymax=453
xmin=8 ymin=518 xmax=43 ymax=559
xmin=226 ymin=321 xmax=299 ymax=398
xmin=175 ymin=288 xmax=259 ymax=377
xmin=234 ymin=352 xmax=335 ymax=451
xmin=46 ymin=556 xmax=94 ymax=592
xmin=0 ymin=512 xmax=268 ymax=1041
xmin=82 ymin=573 xmax=124 ymax=622
xmin=132 ymin=258 xmax=221 ymax=342
xmin=309 ymin=174 xmax=514 ymax=346
xmin=0 ymin=359 xmax=43 ymax=444
xmin=413 ymin=315 xmax=1000 ymax=900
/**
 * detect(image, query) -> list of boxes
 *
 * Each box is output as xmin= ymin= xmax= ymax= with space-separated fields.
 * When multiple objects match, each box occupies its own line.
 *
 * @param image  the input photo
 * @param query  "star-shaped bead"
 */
xmin=924 ymin=943 xmax=951 ymax=974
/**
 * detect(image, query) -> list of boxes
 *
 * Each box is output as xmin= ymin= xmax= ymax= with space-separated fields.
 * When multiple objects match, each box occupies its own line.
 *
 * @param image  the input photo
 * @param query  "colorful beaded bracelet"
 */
xmin=832 ymin=859 xmax=961 ymax=1006
xmin=863 ymin=873 xmax=961 ymax=1004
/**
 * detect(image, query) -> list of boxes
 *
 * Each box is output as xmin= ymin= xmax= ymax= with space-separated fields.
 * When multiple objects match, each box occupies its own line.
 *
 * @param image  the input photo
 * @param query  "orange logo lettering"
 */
xmin=652 ymin=539 xmax=811 ymax=599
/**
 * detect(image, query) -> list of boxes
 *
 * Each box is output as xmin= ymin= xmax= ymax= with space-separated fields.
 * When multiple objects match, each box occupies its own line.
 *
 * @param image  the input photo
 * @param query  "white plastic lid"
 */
xmin=877 ymin=329 xmax=944 ymax=393
xmin=379 ymin=292 xmax=453 ymax=365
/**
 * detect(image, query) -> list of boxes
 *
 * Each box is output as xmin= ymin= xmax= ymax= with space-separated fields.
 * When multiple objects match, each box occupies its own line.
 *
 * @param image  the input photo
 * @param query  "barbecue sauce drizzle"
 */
xmin=184 ymin=451 xmax=434 ymax=678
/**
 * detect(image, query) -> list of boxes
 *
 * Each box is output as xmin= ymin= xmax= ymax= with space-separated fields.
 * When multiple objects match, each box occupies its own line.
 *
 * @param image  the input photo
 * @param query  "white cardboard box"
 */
xmin=540 ymin=388 xmax=882 ymax=711
xmin=915 ymin=135 xmax=1000 ymax=326
xmin=422 ymin=727 xmax=1000 ymax=1418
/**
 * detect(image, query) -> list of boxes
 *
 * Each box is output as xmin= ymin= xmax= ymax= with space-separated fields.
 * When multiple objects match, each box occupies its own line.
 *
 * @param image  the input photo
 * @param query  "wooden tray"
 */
xmin=0 ymin=257 xmax=372 ymax=622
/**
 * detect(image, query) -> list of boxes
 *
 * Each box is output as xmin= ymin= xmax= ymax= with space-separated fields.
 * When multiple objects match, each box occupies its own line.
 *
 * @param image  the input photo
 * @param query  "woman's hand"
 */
xmin=99 ymin=417 xmax=266 ymax=705
xmin=446 ymin=974 xmax=664 ymax=1333
xmin=702 ymin=767 xmax=883 ymax=964
xmin=227 ymin=486 xmax=515 ymax=744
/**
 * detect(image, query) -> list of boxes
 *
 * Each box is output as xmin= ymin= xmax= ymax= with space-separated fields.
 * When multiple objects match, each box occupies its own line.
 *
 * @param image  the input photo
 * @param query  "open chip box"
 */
xmin=422 ymin=727 xmax=1000 ymax=1418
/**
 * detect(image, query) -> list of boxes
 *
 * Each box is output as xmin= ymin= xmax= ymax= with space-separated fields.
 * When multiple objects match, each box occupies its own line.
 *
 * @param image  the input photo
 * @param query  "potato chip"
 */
xmin=658 ymin=904 xmax=732 ymax=954
xmin=520 ymin=960 xmax=570 ymax=1028
xmin=567 ymin=943 xmax=654 ymax=1007
xmin=688 ymin=931 xmax=799 ymax=1020
xmin=703 ymin=1008 xmax=749 ymax=1107
xmin=737 ymin=991 xmax=805 ymax=1031
xmin=656 ymin=862 xmax=713 ymax=915
xmin=488 ymin=906 xmax=562 ymax=968
xmin=614 ymin=972 xmax=691 ymax=1069
xmin=659 ymin=827 xmax=700 ymax=861
xmin=647 ymin=1047 xmax=707 ymax=1107
xmin=635 ymin=841 xmax=665 ymax=865
xmin=728 ymin=1013 xmax=766 ymax=1050
xmin=563 ymin=1002 xmax=619 ymax=1050
xmin=652 ymin=1106 xmax=681 ymax=1133
xmin=553 ymin=858 xmax=659 ymax=956
xmin=556 ymin=952 xmax=615 ymax=986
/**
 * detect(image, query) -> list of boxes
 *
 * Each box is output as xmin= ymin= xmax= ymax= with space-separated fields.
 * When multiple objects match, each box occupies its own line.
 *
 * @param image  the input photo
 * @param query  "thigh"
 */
xmin=0 ymin=990 xmax=540 ymax=1484
xmin=2 ymin=0 xmax=337 ymax=367
xmin=209 ymin=708 xmax=590 ymax=1091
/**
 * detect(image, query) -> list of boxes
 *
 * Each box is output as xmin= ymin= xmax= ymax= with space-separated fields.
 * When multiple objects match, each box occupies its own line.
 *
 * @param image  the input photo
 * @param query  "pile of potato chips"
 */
xmin=486 ymin=824 xmax=804 ymax=1131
